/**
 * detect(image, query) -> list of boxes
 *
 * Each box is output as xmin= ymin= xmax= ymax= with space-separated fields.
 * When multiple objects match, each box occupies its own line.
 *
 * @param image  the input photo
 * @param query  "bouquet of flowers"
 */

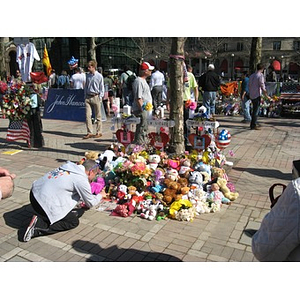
xmin=0 ymin=82 xmax=32 ymax=120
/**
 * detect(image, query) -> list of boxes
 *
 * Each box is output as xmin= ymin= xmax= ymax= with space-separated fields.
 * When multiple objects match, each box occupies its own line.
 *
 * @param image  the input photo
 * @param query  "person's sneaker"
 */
xmin=23 ymin=215 xmax=38 ymax=242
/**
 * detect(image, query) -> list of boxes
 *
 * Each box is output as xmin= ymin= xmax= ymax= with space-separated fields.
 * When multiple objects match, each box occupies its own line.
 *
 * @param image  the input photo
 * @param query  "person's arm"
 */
xmin=252 ymin=180 xmax=300 ymax=261
xmin=260 ymin=75 xmax=271 ymax=99
xmin=0 ymin=176 xmax=15 ymax=200
xmin=99 ymin=74 xmax=105 ymax=99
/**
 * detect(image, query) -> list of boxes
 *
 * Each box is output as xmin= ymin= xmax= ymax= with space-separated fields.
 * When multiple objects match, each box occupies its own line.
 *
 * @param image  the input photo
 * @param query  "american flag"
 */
xmin=6 ymin=119 xmax=31 ymax=147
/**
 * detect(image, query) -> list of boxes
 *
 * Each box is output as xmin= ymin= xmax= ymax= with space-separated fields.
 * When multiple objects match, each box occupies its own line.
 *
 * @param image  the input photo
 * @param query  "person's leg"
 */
xmin=133 ymin=110 xmax=148 ymax=144
xmin=24 ymin=191 xmax=80 ymax=241
xmin=93 ymin=95 xmax=102 ymax=136
xmin=250 ymin=97 xmax=260 ymax=129
xmin=210 ymin=92 xmax=216 ymax=115
xmin=85 ymin=98 xmax=93 ymax=135
xmin=244 ymin=98 xmax=252 ymax=121
xmin=202 ymin=92 xmax=210 ymax=116
xmin=184 ymin=104 xmax=190 ymax=146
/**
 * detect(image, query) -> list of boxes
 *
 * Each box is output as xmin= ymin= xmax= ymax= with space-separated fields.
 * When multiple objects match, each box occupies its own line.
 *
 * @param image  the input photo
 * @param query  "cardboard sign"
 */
xmin=188 ymin=134 xmax=211 ymax=150
xmin=148 ymin=132 xmax=169 ymax=149
xmin=116 ymin=129 xmax=135 ymax=146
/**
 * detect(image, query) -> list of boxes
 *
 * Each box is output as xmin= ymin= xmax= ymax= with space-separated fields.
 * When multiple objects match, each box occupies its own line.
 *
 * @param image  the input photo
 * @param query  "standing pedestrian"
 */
xmin=48 ymin=69 xmax=57 ymax=88
xmin=149 ymin=65 xmax=165 ymax=114
xmin=103 ymin=73 xmax=114 ymax=116
xmin=198 ymin=64 xmax=220 ymax=117
xmin=132 ymin=61 xmax=154 ymax=145
xmin=57 ymin=70 xmax=70 ymax=89
xmin=183 ymin=65 xmax=199 ymax=147
xmin=240 ymin=71 xmax=251 ymax=123
xmin=22 ymin=159 xmax=102 ymax=242
xmin=83 ymin=60 xmax=104 ymax=139
xmin=70 ymin=67 xmax=85 ymax=89
xmin=248 ymin=63 xmax=271 ymax=130
xmin=120 ymin=65 xmax=136 ymax=106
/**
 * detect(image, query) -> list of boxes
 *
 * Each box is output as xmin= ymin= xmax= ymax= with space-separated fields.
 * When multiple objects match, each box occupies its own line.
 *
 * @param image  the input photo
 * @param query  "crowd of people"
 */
xmin=2 ymin=59 xmax=300 ymax=262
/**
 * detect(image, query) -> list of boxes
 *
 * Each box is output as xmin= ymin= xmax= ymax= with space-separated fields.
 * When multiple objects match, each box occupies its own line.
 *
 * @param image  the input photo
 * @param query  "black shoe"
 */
xmin=23 ymin=215 xmax=38 ymax=242
xmin=250 ymin=126 xmax=260 ymax=130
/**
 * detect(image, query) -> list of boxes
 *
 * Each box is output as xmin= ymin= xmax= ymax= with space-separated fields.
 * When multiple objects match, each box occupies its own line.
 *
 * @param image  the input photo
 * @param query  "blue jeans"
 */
xmin=122 ymin=87 xmax=133 ymax=106
xmin=250 ymin=96 xmax=261 ymax=129
xmin=203 ymin=91 xmax=217 ymax=116
xmin=242 ymin=95 xmax=251 ymax=121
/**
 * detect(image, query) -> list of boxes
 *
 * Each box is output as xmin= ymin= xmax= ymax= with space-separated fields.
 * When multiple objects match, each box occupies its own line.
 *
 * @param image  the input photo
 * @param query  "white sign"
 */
xmin=147 ymin=119 xmax=175 ymax=127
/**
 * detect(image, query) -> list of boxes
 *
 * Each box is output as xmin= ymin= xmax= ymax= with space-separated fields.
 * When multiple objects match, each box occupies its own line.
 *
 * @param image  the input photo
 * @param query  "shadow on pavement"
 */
xmin=3 ymin=204 xmax=87 ymax=242
xmin=3 ymin=204 xmax=34 ymax=241
xmin=43 ymin=130 xmax=84 ymax=138
xmin=233 ymin=167 xmax=291 ymax=181
xmin=72 ymin=240 xmax=182 ymax=262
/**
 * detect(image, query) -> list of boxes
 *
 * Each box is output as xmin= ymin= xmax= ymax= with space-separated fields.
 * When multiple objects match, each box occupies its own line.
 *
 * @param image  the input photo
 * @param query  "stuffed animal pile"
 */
xmin=79 ymin=109 xmax=238 ymax=221
xmin=80 ymin=128 xmax=238 ymax=222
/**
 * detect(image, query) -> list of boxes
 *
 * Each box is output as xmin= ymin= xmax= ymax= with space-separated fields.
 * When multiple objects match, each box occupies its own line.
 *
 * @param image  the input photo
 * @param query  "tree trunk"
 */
xmin=169 ymin=37 xmax=186 ymax=155
xmin=88 ymin=37 xmax=97 ymax=62
xmin=249 ymin=37 xmax=262 ymax=74
xmin=0 ymin=38 xmax=6 ymax=80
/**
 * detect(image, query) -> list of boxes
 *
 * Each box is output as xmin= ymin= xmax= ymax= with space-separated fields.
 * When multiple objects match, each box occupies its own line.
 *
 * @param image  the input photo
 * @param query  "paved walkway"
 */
xmin=0 ymin=113 xmax=299 ymax=262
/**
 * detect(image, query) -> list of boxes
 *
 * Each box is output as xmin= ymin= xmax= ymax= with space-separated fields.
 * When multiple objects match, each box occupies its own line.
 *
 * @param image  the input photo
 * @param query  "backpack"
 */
xmin=125 ymin=71 xmax=136 ymax=91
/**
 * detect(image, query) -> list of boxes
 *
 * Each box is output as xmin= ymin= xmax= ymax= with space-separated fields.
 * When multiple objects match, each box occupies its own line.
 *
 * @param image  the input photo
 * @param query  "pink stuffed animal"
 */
xmin=90 ymin=176 xmax=106 ymax=195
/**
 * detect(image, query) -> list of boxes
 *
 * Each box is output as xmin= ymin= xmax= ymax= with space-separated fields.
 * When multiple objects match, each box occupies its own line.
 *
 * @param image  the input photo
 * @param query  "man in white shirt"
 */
xmin=70 ymin=67 xmax=85 ymax=89
xmin=149 ymin=66 xmax=165 ymax=112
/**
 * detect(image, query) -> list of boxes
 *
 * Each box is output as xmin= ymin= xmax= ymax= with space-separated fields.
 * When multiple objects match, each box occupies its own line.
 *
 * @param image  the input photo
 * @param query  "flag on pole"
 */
xmin=42 ymin=44 xmax=52 ymax=76
xmin=6 ymin=119 xmax=31 ymax=147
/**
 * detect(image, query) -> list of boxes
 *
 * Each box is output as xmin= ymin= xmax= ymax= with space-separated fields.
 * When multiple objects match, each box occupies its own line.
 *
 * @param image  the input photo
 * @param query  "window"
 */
xmin=223 ymin=43 xmax=228 ymax=52
xmin=273 ymin=41 xmax=281 ymax=50
xmin=293 ymin=41 xmax=300 ymax=51
xmin=237 ymin=42 xmax=243 ymax=51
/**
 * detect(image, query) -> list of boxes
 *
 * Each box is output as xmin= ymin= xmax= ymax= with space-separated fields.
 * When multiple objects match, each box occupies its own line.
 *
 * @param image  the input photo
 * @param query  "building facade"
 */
xmin=1 ymin=37 xmax=300 ymax=81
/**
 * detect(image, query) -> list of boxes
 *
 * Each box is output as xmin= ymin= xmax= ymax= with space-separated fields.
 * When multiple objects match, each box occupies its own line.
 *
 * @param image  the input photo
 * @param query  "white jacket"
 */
xmin=32 ymin=161 xmax=101 ymax=224
xmin=252 ymin=178 xmax=300 ymax=261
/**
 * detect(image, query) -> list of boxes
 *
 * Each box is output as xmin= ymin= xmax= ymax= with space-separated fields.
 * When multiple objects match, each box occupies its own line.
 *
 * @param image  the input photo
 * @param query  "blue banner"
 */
xmin=43 ymin=89 xmax=85 ymax=122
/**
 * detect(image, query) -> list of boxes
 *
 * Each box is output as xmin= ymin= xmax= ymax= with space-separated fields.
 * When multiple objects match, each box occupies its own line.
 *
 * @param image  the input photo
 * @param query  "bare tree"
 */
xmin=168 ymin=37 xmax=187 ymax=155
xmin=88 ymin=37 xmax=115 ymax=62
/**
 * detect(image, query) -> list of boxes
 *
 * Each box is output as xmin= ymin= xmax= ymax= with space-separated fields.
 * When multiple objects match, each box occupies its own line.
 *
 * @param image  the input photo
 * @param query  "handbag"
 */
xmin=269 ymin=183 xmax=287 ymax=208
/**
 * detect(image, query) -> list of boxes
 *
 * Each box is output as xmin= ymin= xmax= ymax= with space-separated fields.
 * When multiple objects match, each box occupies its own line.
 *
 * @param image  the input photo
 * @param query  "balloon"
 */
xmin=216 ymin=129 xmax=231 ymax=149
xmin=68 ymin=56 xmax=78 ymax=69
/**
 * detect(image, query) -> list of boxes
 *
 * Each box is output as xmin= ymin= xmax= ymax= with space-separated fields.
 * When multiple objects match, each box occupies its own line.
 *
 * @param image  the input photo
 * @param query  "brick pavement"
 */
xmin=0 ymin=113 xmax=299 ymax=262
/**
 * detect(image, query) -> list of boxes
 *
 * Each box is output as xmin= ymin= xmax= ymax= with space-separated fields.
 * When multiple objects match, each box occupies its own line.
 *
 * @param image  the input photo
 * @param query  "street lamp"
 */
xmin=231 ymin=53 xmax=235 ymax=80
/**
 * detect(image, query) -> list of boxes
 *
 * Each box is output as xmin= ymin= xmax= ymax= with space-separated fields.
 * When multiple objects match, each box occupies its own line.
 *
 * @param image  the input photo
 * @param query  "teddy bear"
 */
xmin=180 ymin=186 xmax=190 ymax=200
xmin=148 ymin=154 xmax=161 ymax=171
xmin=178 ymin=177 xmax=189 ymax=189
xmin=78 ymin=150 xmax=100 ymax=164
xmin=163 ymin=178 xmax=182 ymax=205
xmin=174 ymin=206 xmax=196 ymax=222
xmin=211 ymin=167 xmax=226 ymax=180
xmin=178 ymin=158 xmax=192 ymax=178
xmin=216 ymin=177 xmax=239 ymax=201
xmin=165 ymin=168 xmax=179 ymax=181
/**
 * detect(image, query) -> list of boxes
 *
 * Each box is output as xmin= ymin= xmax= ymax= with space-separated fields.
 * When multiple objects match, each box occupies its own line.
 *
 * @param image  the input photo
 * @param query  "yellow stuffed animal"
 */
xmin=78 ymin=151 xmax=99 ymax=164
xmin=217 ymin=178 xmax=239 ymax=201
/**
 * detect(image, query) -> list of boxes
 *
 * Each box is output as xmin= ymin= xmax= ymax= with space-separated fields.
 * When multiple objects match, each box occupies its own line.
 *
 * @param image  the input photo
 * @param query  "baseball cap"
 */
xmin=140 ymin=62 xmax=154 ymax=71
